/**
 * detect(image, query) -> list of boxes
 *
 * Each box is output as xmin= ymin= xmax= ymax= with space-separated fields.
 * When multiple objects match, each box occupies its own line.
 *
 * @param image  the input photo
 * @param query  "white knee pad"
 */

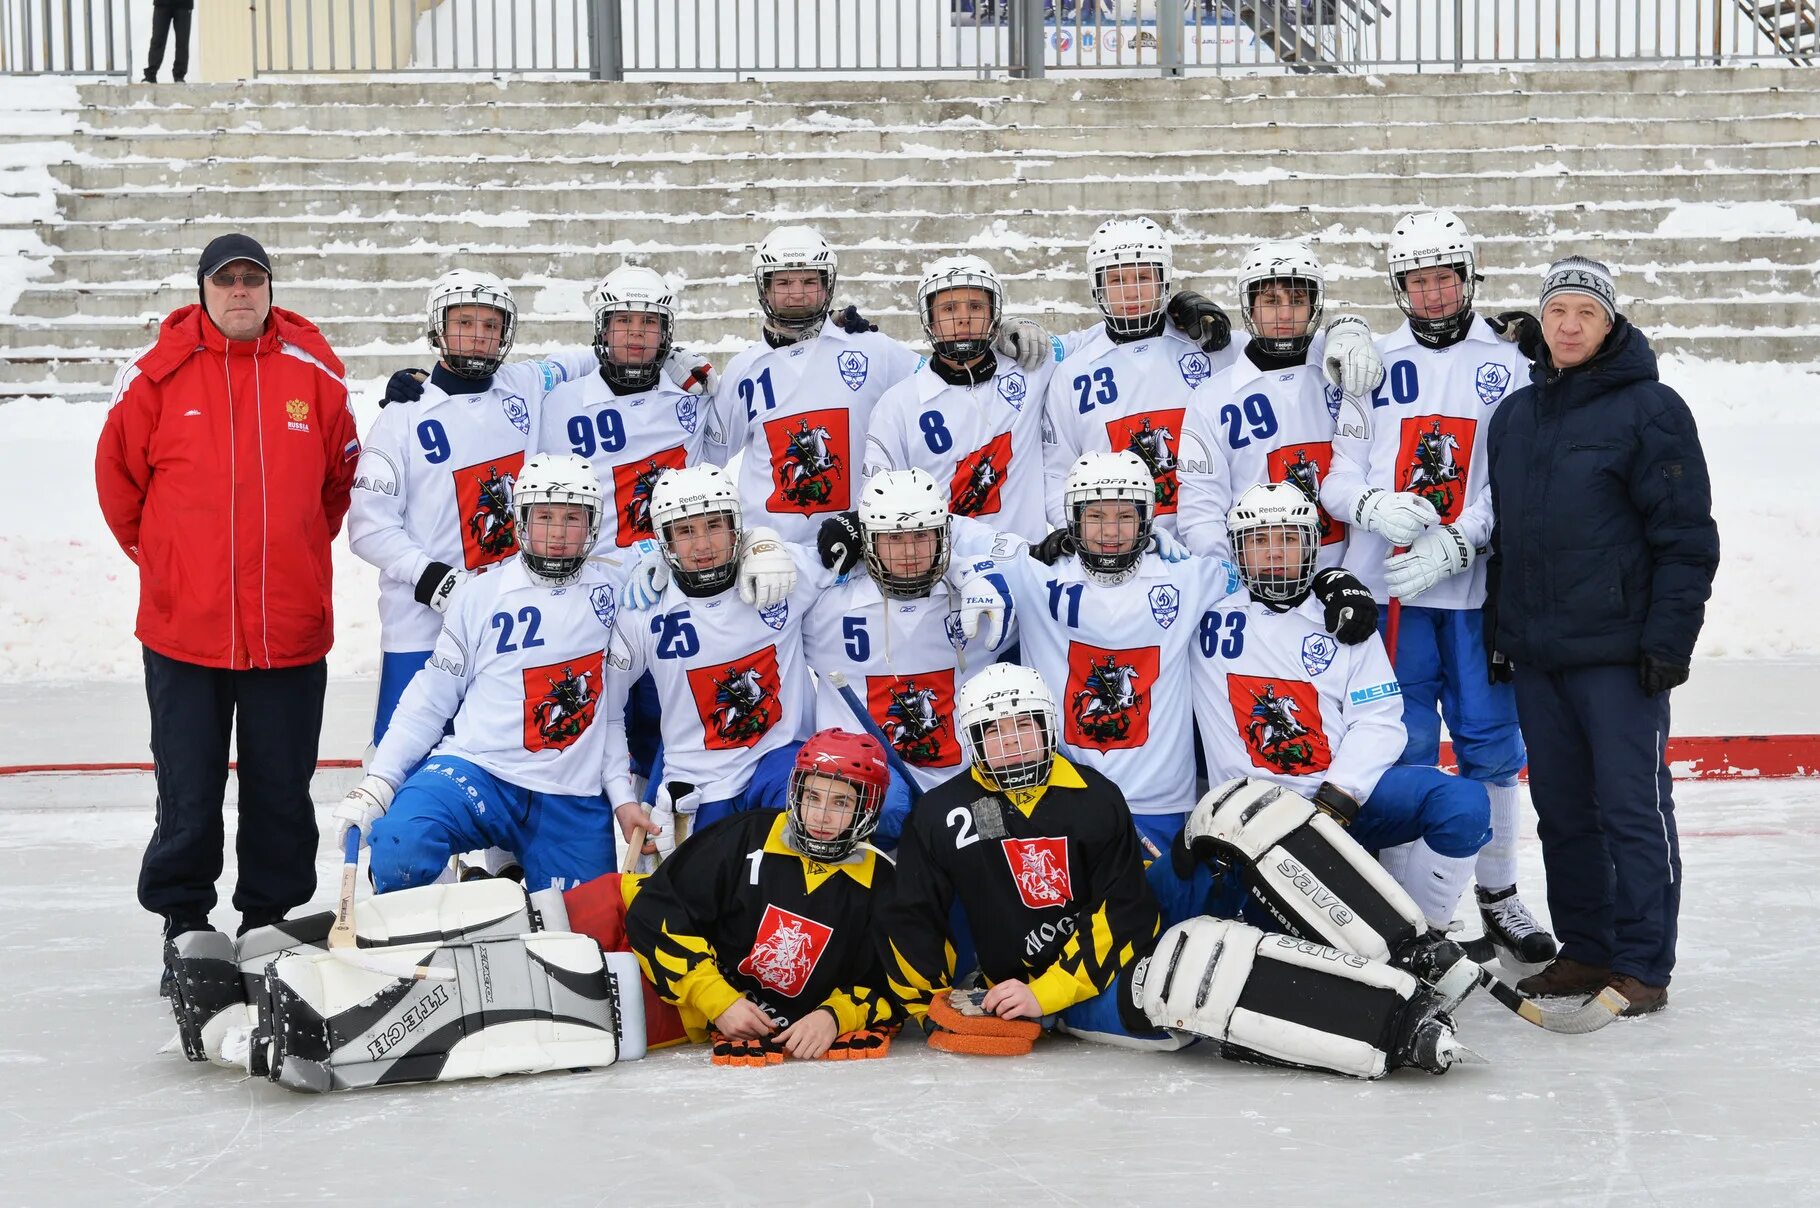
xmin=1186 ymin=778 xmax=1427 ymax=961
xmin=1133 ymin=917 xmax=1435 ymax=1080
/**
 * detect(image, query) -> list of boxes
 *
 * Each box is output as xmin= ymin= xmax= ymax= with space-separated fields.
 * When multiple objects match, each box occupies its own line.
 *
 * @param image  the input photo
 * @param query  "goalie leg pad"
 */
xmin=261 ymin=931 xmax=622 ymax=1093
xmin=1134 ymin=917 xmax=1453 ymax=1080
xmin=165 ymin=930 xmax=245 ymax=1064
xmin=1188 ymin=778 xmax=1426 ymax=961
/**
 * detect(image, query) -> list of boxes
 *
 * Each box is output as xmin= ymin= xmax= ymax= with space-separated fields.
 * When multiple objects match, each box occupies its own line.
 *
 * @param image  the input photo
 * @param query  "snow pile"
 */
xmin=0 ymin=77 xmax=80 ymax=314
xmin=1654 ymin=201 xmax=1820 ymax=240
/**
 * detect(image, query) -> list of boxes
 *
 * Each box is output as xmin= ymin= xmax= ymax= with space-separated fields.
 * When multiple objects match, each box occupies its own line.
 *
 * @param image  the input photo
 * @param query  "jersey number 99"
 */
xmin=567 ymin=410 xmax=627 ymax=458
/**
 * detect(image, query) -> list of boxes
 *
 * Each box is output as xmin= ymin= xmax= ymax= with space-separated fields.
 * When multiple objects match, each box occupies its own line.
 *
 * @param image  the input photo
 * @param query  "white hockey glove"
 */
xmin=333 ymin=775 xmax=395 ymax=846
xmin=1352 ymin=488 xmax=1440 ymax=548
xmin=622 ymin=548 xmax=671 ymax=611
xmin=993 ymin=317 xmax=1054 ymax=372
xmin=737 ymin=526 xmax=796 ymax=609
xmin=1320 ymin=314 xmax=1385 ymax=399
xmin=663 ymin=345 xmax=719 ymax=397
xmin=1383 ymin=524 xmax=1475 ymax=601
xmin=957 ymin=573 xmax=1010 ymax=651
xmin=414 ymin=562 xmax=470 ymax=615
xmin=1149 ymin=527 xmax=1192 ymax=564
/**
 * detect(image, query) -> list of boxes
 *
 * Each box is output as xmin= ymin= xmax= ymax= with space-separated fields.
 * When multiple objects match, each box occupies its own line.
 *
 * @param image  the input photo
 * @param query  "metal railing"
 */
xmin=3 ymin=0 xmax=1813 ymax=75
xmin=1 ymin=0 xmax=132 ymax=73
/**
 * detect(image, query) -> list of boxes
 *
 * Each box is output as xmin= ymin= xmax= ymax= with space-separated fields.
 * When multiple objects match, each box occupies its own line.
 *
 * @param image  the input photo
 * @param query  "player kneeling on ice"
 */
xmin=335 ymin=454 xmax=626 ymax=893
xmin=877 ymin=663 xmax=1474 ymax=1078
xmin=606 ymin=464 xmax=834 ymax=859
xmin=563 ymin=729 xmax=902 ymax=1065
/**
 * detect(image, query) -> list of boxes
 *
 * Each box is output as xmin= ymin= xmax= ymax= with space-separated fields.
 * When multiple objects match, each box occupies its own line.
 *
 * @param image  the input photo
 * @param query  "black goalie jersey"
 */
xmin=624 ymin=810 xmax=899 ymax=1035
xmin=878 ymin=758 xmax=1160 ymax=1020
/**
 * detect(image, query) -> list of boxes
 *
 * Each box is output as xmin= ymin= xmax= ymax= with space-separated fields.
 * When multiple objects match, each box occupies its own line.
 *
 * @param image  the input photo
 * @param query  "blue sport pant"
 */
xmin=1352 ymin=764 xmax=1491 ymax=860
xmin=369 ymin=756 xmax=616 ymax=894
xmin=1385 ymin=605 xmax=1525 ymax=783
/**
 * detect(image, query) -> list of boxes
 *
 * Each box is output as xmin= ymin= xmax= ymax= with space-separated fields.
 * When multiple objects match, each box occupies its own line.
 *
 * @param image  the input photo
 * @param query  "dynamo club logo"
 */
xmin=1301 ymin=633 xmax=1337 ymax=677
xmin=590 ymin=585 xmax=616 ymax=631
xmin=759 ymin=600 xmax=790 ymax=631
xmin=837 ymin=350 xmax=870 ymax=392
xmin=675 ymin=395 xmax=698 ymax=435
xmin=1475 ymin=362 xmax=1512 ymax=406
xmin=997 ymin=371 xmax=1027 ymax=410
xmin=1178 ymin=351 xmax=1212 ymax=388
xmin=500 ymin=393 xmax=531 ymax=435
xmin=1148 ymin=584 xmax=1180 ymax=630
xmin=1324 ymin=383 xmax=1345 ymax=421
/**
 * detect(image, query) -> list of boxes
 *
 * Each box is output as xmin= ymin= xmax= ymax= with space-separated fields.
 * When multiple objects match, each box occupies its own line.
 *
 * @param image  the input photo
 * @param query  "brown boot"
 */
xmin=1606 ymin=974 xmax=1669 ymax=1016
xmin=1515 ymin=956 xmax=1611 ymax=998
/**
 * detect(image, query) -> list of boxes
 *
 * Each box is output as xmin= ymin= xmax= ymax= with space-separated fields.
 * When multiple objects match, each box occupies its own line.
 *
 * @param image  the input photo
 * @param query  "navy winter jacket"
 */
xmin=1486 ymin=317 xmax=1719 ymax=672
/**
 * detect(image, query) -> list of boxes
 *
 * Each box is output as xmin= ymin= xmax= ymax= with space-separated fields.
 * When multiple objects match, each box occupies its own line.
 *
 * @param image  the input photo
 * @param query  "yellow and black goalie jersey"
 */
xmin=624 ymin=809 xmax=900 ymax=1037
xmin=878 ymin=756 xmax=1161 ymax=1020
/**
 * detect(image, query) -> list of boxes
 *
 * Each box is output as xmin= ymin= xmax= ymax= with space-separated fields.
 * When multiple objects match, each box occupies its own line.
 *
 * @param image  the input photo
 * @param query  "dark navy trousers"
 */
xmin=1514 ymin=664 xmax=1681 ymax=985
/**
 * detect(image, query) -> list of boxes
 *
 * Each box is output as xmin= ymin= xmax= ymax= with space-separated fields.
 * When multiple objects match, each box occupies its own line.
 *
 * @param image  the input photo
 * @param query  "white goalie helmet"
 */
xmin=918 ymin=254 xmax=1004 ymax=363
xmin=649 ymin=464 xmax=743 ymax=595
xmin=1386 ymin=209 xmax=1478 ymax=343
xmin=1227 ymin=481 xmax=1320 ymax=605
xmin=753 ymin=225 xmax=838 ymax=336
xmin=1238 ymin=240 xmax=1326 ymax=359
xmin=587 ymin=264 xmax=676 ymax=391
xmin=427 ymin=268 xmax=517 ymax=379
xmin=858 ymin=468 xmax=952 ymax=599
xmin=1064 ymin=450 xmax=1156 ymax=583
xmin=954 ymin=662 xmax=1059 ymax=793
xmin=1087 ymin=216 xmax=1173 ymax=337
xmin=512 ymin=453 xmax=604 ymax=583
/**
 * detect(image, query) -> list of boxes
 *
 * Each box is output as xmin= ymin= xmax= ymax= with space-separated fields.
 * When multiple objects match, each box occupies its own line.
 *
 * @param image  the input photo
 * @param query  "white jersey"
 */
xmin=1319 ymin=315 xmax=1527 ymax=610
xmin=602 ymin=547 xmax=827 ymax=807
xmin=537 ymin=368 xmax=711 ymax=551
xmin=1040 ymin=324 xmax=1249 ymax=538
xmin=1177 ymin=347 xmax=1350 ymax=569
xmin=863 ymin=346 xmax=1061 ymax=544
xmin=704 ymin=325 xmax=920 ymax=543
xmin=369 ymin=558 xmax=622 ymax=797
xmin=348 ymin=352 xmax=597 ymax=652
xmin=985 ymin=549 xmax=1239 ymax=817
xmin=1190 ymin=591 xmax=1405 ymax=805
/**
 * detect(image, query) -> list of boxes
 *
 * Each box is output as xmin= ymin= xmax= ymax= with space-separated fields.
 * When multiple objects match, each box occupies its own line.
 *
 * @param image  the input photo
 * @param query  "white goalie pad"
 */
xmin=170 ymin=880 xmax=541 ymax=1069
xmin=1187 ymin=779 xmax=1426 ymax=961
xmin=260 ymin=931 xmax=625 ymax=1093
xmin=1133 ymin=917 xmax=1426 ymax=1081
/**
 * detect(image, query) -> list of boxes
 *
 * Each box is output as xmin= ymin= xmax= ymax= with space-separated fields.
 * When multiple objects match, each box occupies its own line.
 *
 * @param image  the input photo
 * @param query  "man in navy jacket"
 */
xmin=1485 ymin=257 xmax=1718 ymax=1015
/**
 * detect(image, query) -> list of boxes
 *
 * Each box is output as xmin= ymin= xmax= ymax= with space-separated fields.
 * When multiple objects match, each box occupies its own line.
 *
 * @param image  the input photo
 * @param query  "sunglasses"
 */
xmin=209 ymin=269 xmax=269 ymax=289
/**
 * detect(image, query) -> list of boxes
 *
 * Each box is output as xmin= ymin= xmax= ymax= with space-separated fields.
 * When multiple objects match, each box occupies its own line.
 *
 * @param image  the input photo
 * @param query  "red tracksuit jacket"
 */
xmin=95 ymin=304 xmax=360 ymax=670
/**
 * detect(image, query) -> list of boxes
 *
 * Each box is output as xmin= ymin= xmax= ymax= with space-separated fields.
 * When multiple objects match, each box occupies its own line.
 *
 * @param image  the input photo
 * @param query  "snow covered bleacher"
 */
xmin=3 ymin=65 xmax=1818 ymax=399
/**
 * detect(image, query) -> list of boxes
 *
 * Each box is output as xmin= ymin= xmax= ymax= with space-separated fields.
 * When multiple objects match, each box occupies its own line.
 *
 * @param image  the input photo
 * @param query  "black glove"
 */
xmin=1488 ymin=310 xmax=1543 ymax=361
xmin=1170 ymin=827 xmax=1228 ymax=879
xmin=1639 ymin=654 xmax=1689 ymax=697
xmin=1310 ymin=568 xmax=1378 ymax=645
xmin=836 ymin=304 xmax=877 ymax=335
xmin=1482 ymin=601 xmax=1514 ymax=683
xmin=1165 ymin=290 xmax=1232 ymax=354
xmin=413 ymin=561 xmax=468 ymax=613
xmin=381 ymin=367 xmax=429 ymax=408
xmin=816 ymin=511 xmax=864 ymax=574
xmin=1028 ymin=528 xmax=1076 ymax=566
xmin=1311 ymin=781 xmax=1360 ymax=827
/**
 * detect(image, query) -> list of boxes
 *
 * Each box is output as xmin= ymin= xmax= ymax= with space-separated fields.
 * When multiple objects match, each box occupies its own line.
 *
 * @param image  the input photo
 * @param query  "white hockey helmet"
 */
xmin=753 ymin=225 xmax=837 ymax=336
xmin=954 ymin=662 xmax=1059 ymax=793
xmin=1227 ymin=481 xmax=1320 ymax=604
xmin=588 ymin=264 xmax=676 ymax=391
xmin=1238 ymin=240 xmax=1326 ymax=359
xmin=1087 ymin=216 xmax=1173 ymax=337
xmin=512 ymin=453 xmax=604 ymax=583
xmin=858 ymin=468 xmax=952 ymax=599
xmin=1064 ymin=450 xmax=1156 ymax=583
xmin=1386 ymin=209 xmax=1478 ymax=343
xmin=427 ymin=268 xmax=517 ymax=379
xmin=918 ymin=254 xmax=1004 ymax=363
xmin=649 ymin=464 xmax=743 ymax=596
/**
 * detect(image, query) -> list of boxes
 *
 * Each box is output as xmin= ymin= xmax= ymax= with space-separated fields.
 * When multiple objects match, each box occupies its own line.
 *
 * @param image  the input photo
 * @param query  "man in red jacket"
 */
xmin=95 ymin=233 xmax=360 ymax=978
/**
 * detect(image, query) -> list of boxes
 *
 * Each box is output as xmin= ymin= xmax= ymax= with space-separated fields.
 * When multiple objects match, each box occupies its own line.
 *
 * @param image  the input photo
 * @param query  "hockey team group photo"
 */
xmin=5 ymin=5 xmax=1815 ymax=1203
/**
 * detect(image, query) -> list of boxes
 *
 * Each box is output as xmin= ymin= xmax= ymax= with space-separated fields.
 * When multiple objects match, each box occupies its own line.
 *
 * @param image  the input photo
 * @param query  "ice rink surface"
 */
xmin=3 ymin=756 xmax=1816 ymax=1208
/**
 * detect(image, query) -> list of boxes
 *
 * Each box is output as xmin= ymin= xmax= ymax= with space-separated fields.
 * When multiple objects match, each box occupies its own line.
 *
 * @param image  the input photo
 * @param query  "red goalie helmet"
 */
xmin=786 ymin=729 xmax=891 ymax=862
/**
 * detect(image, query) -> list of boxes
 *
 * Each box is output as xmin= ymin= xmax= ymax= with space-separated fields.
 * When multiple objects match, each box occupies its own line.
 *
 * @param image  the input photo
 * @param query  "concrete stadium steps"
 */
xmin=4 ymin=66 xmax=1818 ymax=401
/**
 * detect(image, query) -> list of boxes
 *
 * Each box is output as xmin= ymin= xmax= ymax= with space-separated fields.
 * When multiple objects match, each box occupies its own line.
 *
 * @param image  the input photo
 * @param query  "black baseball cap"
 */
xmin=198 ymin=233 xmax=272 ymax=282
